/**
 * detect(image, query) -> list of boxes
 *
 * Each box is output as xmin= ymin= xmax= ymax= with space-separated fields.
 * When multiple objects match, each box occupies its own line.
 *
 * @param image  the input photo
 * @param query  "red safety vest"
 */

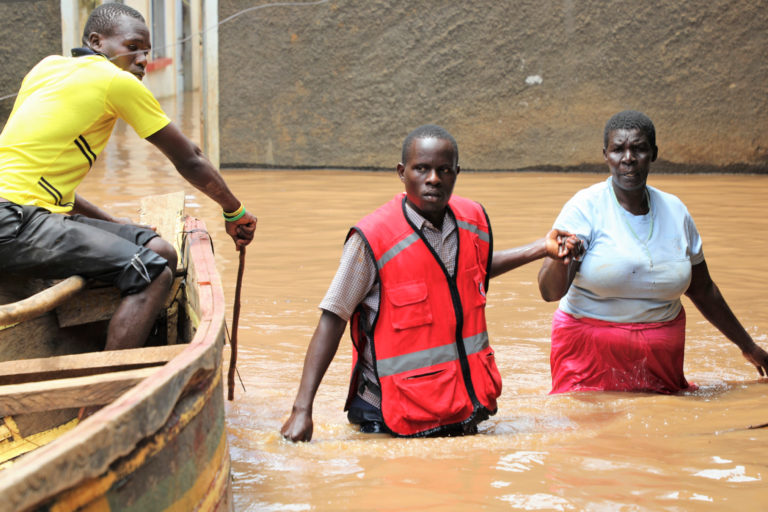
xmin=347 ymin=193 xmax=502 ymax=436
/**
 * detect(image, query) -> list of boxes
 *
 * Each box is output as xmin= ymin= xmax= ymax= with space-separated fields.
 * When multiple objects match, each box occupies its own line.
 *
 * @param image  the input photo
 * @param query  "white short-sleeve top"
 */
xmin=553 ymin=177 xmax=704 ymax=323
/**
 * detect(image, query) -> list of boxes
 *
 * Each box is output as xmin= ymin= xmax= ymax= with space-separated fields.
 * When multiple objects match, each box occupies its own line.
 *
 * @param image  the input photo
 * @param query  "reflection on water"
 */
xmin=77 ymin=94 xmax=768 ymax=511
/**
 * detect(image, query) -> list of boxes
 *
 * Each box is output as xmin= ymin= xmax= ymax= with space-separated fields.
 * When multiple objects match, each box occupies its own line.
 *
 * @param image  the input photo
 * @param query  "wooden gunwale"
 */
xmin=0 ymin=217 xmax=228 ymax=512
xmin=50 ymin=367 xmax=225 ymax=511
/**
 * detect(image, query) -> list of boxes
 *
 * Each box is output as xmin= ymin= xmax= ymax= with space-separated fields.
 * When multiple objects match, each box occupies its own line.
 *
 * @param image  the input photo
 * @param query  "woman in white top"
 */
xmin=537 ymin=110 xmax=768 ymax=394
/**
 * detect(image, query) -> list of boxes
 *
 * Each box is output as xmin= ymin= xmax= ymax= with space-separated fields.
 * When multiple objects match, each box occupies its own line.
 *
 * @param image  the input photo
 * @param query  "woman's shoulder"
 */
xmin=567 ymin=178 xmax=612 ymax=206
xmin=648 ymin=184 xmax=692 ymax=217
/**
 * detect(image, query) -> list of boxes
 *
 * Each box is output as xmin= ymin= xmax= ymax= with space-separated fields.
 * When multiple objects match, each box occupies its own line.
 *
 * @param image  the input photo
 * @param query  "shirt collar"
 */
xmin=403 ymin=200 xmax=456 ymax=236
xmin=71 ymin=46 xmax=107 ymax=58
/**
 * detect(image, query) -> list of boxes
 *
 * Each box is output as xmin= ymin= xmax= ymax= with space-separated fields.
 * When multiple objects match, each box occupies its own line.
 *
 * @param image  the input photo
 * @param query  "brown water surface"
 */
xmin=79 ymin=95 xmax=768 ymax=511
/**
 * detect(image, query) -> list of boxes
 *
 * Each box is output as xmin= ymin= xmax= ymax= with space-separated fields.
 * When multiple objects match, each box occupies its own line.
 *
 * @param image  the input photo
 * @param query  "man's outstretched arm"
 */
xmin=281 ymin=310 xmax=348 ymax=442
xmin=491 ymin=229 xmax=579 ymax=278
xmin=146 ymin=122 xmax=256 ymax=247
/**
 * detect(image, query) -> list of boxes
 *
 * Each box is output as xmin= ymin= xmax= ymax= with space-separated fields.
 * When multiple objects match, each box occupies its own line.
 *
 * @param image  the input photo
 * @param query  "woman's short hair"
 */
xmin=603 ymin=110 xmax=656 ymax=149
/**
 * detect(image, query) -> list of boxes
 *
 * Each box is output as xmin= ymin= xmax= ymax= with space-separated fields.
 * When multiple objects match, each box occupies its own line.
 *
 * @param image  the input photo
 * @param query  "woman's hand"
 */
xmin=539 ymin=230 xmax=583 ymax=302
xmin=545 ymin=229 xmax=583 ymax=264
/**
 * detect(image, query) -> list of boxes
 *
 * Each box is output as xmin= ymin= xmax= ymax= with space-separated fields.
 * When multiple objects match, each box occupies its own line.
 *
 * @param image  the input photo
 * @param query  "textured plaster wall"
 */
xmin=218 ymin=0 xmax=768 ymax=172
xmin=0 ymin=0 xmax=62 ymax=129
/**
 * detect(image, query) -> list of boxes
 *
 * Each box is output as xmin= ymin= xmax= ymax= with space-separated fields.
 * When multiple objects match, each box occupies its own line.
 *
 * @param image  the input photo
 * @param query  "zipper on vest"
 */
xmin=402 ymin=201 xmax=482 ymax=411
xmin=446 ymin=271 xmax=481 ymax=409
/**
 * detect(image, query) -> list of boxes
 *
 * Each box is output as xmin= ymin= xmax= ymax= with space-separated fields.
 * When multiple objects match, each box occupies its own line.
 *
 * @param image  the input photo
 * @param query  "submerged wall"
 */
xmin=218 ymin=0 xmax=768 ymax=172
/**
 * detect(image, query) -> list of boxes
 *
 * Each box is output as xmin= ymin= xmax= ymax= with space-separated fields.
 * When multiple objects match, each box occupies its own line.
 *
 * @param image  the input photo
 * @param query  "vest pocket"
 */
xmin=391 ymin=363 xmax=464 ymax=423
xmin=472 ymin=349 xmax=502 ymax=404
xmin=464 ymin=265 xmax=487 ymax=308
xmin=387 ymin=281 xmax=433 ymax=330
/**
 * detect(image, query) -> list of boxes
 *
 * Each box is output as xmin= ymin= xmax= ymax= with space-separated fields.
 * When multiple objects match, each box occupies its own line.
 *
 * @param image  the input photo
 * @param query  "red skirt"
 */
xmin=550 ymin=308 xmax=692 ymax=394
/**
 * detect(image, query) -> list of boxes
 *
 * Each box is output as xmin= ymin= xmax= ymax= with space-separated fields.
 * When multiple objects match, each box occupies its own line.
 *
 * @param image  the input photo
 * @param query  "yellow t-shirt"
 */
xmin=0 ymin=55 xmax=171 ymax=212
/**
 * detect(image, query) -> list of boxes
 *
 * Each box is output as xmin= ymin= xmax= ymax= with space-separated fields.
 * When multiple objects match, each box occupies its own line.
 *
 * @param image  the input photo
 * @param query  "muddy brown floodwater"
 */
xmin=77 ymin=94 xmax=768 ymax=511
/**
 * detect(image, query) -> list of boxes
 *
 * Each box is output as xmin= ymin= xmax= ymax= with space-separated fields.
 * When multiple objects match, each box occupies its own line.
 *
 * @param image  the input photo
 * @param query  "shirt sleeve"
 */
xmin=319 ymin=231 xmax=377 ymax=321
xmin=685 ymin=209 xmax=705 ymax=265
xmin=106 ymin=72 xmax=171 ymax=139
xmin=553 ymin=192 xmax=593 ymax=251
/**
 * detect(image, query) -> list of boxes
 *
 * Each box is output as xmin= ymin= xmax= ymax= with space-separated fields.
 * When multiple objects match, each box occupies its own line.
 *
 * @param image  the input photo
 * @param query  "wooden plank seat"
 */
xmin=0 ymin=344 xmax=186 ymax=386
xmin=0 ymin=367 xmax=157 ymax=417
xmin=55 ymin=274 xmax=184 ymax=328
xmin=0 ymin=345 xmax=187 ymax=416
xmin=1 ymin=274 xmax=183 ymax=330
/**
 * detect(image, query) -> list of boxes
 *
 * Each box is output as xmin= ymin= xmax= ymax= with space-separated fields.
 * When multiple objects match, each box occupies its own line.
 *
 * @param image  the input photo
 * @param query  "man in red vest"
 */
xmin=281 ymin=125 xmax=579 ymax=440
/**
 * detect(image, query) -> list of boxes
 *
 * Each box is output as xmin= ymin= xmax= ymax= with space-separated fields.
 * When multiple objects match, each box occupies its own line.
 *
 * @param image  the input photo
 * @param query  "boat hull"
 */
xmin=0 ymin=215 xmax=233 ymax=512
xmin=51 ymin=371 xmax=232 ymax=511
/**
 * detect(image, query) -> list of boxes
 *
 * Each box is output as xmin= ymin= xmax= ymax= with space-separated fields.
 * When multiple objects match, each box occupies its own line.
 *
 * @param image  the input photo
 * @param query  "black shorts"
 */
xmin=0 ymin=203 xmax=168 ymax=295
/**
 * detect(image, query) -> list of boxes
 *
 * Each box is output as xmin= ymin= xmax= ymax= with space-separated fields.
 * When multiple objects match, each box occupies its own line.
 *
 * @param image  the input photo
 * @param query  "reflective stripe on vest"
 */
xmin=455 ymin=219 xmax=490 ymax=243
xmin=377 ymin=232 xmax=420 ymax=270
xmin=376 ymin=222 xmax=487 ymax=270
xmin=376 ymin=331 xmax=490 ymax=377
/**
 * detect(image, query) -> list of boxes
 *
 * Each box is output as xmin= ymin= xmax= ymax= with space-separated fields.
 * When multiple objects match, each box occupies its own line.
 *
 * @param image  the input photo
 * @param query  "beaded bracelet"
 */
xmin=223 ymin=204 xmax=246 ymax=222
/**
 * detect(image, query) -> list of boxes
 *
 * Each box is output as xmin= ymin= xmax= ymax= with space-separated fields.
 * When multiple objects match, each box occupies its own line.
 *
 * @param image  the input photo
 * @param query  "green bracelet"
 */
xmin=224 ymin=209 xmax=246 ymax=222
xmin=223 ymin=205 xmax=246 ymax=222
xmin=223 ymin=203 xmax=243 ymax=217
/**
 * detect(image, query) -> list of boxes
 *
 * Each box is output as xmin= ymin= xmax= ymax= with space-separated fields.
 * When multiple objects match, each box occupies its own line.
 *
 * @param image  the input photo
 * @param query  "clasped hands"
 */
xmin=546 ymin=229 xmax=583 ymax=264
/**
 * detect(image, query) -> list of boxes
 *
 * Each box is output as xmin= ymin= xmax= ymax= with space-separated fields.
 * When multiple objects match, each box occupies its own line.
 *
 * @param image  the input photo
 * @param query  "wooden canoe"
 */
xmin=0 ymin=192 xmax=233 ymax=511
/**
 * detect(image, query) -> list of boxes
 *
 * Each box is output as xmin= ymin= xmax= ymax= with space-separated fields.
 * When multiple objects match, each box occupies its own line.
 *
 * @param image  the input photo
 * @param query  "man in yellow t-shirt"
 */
xmin=0 ymin=3 xmax=256 ymax=353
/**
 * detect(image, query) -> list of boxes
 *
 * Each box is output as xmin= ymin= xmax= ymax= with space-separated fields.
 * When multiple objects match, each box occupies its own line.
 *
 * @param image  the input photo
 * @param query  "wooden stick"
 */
xmin=0 ymin=275 xmax=86 ymax=326
xmin=228 ymin=247 xmax=246 ymax=400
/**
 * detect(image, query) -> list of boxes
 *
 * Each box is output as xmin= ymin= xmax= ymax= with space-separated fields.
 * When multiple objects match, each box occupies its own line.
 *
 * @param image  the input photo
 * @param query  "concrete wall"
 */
xmin=0 ymin=0 xmax=61 ymax=129
xmin=218 ymin=0 xmax=768 ymax=172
